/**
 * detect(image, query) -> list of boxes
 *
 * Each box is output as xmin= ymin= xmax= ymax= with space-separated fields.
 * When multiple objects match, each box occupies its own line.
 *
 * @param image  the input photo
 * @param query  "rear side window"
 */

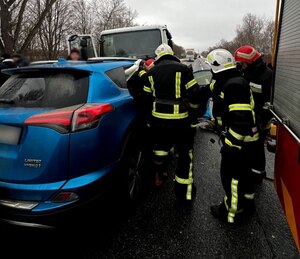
xmin=105 ymin=67 xmax=127 ymax=89
xmin=0 ymin=71 xmax=89 ymax=108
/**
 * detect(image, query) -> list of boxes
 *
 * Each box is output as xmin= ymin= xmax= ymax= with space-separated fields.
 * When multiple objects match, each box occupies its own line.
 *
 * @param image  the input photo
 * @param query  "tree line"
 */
xmin=0 ymin=0 xmax=138 ymax=60
xmin=201 ymin=13 xmax=275 ymax=61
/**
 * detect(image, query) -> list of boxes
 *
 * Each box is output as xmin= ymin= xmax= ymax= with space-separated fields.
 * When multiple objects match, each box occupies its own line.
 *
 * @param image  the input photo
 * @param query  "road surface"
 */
xmin=1 ymin=129 xmax=298 ymax=258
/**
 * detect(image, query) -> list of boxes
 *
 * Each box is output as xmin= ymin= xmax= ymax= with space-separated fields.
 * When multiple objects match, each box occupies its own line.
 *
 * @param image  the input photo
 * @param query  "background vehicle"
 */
xmin=271 ymin=0 xmax=300 ymax=251
xmin=186 ymin=48 xmax=195 ymax=62
xmin=0 ymin=59 xmax=145 ymax=228
xmin=67 ymin=25 xmax=174 ymax=60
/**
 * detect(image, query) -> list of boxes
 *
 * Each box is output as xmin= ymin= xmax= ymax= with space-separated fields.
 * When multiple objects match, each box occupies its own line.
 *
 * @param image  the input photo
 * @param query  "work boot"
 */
xmin=175 ymin=184 xmax=197 ymax=206
xmin=252 ymin=170 xmax=266 ymax=184
xmin=210 ymin=202 xmax=242 ymax=224
xmin=243 ymin=199 xmax=256 ymax=215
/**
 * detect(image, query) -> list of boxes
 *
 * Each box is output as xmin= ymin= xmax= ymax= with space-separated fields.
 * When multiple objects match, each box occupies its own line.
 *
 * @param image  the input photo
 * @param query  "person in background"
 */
xmin=12 ymin=53 xmax=29 ymax=67
xmin=67 ymin=48 xmax=81 ymax=61
xmin=234 ymin=46 xmax=273 ymax=183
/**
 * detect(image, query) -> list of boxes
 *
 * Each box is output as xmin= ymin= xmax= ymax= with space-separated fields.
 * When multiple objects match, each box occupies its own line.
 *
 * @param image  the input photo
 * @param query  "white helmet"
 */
xmin=206 ymin=49 xmax=236 ymax=73
xmin=155 ymin=43 xmax=174 ymax=60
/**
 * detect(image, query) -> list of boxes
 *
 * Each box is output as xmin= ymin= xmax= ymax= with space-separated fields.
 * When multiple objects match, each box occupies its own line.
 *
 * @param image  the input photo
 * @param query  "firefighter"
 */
xmin=234 ymin=46 xmax=273 ymax=182
xmin=143 ymin=43 xmax=204 ymax=203
xmin=203 ymin=49 xmax=259 ymax=223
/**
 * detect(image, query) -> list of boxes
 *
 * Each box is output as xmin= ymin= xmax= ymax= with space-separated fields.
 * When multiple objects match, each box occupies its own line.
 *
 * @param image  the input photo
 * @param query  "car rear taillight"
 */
xmin=24 ymin=103 xmax=113 ymax=133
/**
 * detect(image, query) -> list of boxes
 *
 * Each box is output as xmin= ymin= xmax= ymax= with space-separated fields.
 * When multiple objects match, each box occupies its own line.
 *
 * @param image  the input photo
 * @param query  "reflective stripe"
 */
xmin=186 ymin=150 xmax=193 ymax=200
xmin=149 ymin=76 xmax=155 ymax=97
xmin=244 ymin=133 xmax=259 ymax=142
xmin=250 ymin=90 xmax=256 ymax=123
xmin=144 ymin=86 xmax=152 ymax=93
xmin=224 ymin=196 xmax=229 ymax=211
xmin=185 ymin=79 xmax=197 ymax=90
xmin=216 ymin=117 xmax=223 ymax=126
xmin=158 ymin=50 xmax=174 ymax=57
xmin=153 ymin=102 xmax=156 ymax=112
xmin=229 ymin=128 xmax=259 ymax=142
xmin=189 ymin=103 xmax=200 ymax=108
xmin=152 ymin=111 xmax=189 ymax=119
xmin=174 ymin=104 xmax=179 ymax=114
xmin=210 ymin=82 xmax=215 ymax=91
xmin=229 ymin=128 xmax=244 ymax=141
xmin=225 ymin=138 xmax=242 ymax=150
xmin=251 ymin=168 xmax=266 ymax=175
xmin=228 ymin=178 xmax=239 ymax=223
xmin=138 ymin=70 xmax=146 ymax=78
xmin=175 ymin=175 xmax=193 ymax=185
xmin=224 ymin=63 xmax=235 ymax=69
xmin=154 ymin=150 xmax=169 ymax=156
xmin=175 ymin=72 xmax=181 ymax=98
xmin=250 ymin=82 xmax=262 ymax=93
xmin=244 ymin=193 xmax=255 ymax=200
xmin=219 ymin=92 xmax=224 ymax=99
xmin=229 ymin=103 xmax=252 ymax=112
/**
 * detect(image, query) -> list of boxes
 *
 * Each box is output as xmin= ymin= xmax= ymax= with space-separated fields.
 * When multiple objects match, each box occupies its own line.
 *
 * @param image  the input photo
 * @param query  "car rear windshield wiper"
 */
xmin=0 ymin=98 xmax=16 ymax=104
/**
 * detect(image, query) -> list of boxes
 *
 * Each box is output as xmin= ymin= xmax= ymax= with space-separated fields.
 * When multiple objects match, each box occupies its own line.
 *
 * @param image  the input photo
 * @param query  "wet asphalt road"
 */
xmin=1 ymin=129 xmax=299 ymax=259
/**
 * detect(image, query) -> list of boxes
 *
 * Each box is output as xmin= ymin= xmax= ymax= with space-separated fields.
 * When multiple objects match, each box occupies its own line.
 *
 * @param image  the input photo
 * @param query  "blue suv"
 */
xmin=0 ymin=59 xmax=145 ymax=228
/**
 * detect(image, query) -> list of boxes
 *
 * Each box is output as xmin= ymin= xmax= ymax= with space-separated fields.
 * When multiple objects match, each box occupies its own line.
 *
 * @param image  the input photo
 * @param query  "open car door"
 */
xmin=67 ymin=34 xmax=97 ymax=60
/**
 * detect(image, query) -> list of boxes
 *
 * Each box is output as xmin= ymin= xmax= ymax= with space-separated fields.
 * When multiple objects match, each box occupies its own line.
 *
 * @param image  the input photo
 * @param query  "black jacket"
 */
xmin=243 ymin=58 xmax=273 ymax=125
xmin=143 ymin=55 xmax=204 ymax=125
xmin=203 ymin=69 xmax=258 ymax=146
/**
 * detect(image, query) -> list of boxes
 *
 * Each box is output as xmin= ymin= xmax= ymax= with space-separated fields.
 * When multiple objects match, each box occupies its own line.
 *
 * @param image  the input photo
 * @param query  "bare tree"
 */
xmin=0 ymin=0 xmax=57 ymax=53
xmin=71 ymin=0 xmax=92 ymax=34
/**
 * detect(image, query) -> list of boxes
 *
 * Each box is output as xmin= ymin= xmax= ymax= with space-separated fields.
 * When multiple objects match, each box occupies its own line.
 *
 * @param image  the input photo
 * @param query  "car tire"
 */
xmin=122 ymin=134 xmax=147 ymax=204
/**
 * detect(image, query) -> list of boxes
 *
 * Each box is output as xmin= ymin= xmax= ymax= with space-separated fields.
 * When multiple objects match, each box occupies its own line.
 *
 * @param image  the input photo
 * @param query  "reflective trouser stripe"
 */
xmin=244 ymin=193 xmax=255 ymax=200
xmin=152 ymin=111 xmax=189 ymax=119
xmin=175 ymin=72 xmax=181 ymax=98
xmin=228 ymin=178 xmax=239 ymax=223
xmin=185 ymin=79 xmax=197 ymax=90
xmin=175 ymin=175 xmax=193 ymax=185
xmin=138 ymin=70 xmax=146 ymax=77
xmin=186 ymin=150 xmax=193 ymax=200
xmin=154 ymin=150 xmax=169 ymax=156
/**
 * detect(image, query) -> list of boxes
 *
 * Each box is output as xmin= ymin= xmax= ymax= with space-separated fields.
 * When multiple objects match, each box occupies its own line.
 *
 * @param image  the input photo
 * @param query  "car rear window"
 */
xmin=0 ymin=70 xmax=89 ymax=108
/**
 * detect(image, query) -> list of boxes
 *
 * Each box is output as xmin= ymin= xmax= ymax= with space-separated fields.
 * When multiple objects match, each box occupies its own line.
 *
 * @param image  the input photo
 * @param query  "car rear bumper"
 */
xmin=0 ymin=162 xmax=121 ymax=228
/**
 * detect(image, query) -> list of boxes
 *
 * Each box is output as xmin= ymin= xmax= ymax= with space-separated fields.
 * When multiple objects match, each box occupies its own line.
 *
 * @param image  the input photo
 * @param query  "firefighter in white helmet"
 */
xmin=202 ymin=49 xmax=259 ymax=223
xmin=143 ymin=43 xmax=205 ymax=203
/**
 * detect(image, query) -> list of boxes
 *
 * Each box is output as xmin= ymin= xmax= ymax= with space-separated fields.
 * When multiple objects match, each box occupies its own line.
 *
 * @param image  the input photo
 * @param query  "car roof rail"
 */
xmin=87 ymin=57 xmax=137 ymax=63
xmin=30 ymin=60 xmax=58 ymax=66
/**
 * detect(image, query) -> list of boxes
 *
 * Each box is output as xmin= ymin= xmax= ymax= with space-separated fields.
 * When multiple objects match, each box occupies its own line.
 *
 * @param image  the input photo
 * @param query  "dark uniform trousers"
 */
xmin=152 ymin=119 xmax=195 ymax=200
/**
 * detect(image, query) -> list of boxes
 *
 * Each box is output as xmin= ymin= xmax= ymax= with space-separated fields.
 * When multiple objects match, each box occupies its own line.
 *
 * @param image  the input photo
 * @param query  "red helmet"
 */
xmin=144 ymin=59 xmax=155 ymax=70
xmin=234 ymin=46 xmax=262 ymax=64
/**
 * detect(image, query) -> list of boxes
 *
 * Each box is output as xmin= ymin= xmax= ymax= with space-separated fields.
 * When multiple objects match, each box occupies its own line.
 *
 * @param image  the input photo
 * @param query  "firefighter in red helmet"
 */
xmin=234 ymin=46 xmax=273 ymax=184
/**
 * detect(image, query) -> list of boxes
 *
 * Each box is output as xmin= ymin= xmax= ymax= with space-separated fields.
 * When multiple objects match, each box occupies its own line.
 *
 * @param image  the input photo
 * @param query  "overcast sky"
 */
xmin=124 ymin=0 xmax=276 ymax=52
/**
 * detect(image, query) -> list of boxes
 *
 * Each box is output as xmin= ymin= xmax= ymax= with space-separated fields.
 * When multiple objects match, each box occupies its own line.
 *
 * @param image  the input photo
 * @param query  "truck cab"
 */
xmin=67 ymin=25 xmax=173 ymax=60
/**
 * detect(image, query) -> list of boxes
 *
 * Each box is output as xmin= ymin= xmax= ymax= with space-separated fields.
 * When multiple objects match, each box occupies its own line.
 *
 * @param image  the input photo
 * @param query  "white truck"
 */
xmin=67 ymin=25 xmax=174 ymax=60
xmin=186 ymin=48 xmax=195 ymax=62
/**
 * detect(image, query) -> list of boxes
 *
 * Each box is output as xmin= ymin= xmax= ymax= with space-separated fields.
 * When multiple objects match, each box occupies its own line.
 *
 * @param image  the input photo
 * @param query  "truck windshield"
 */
xmin=101 ymin=29 xmax=162 ymax=59
xmin=186 ymin=51 xmax=194 ymax=55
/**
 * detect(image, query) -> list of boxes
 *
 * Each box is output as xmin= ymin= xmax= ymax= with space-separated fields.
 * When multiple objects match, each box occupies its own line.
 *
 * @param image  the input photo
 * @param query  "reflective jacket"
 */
xmin=243 ymin=58 xmax=273 ymax=126
xmin=204 ymin=69 xmax=258 ymax=149
xmin=143 ymin=55 xmax=203 ymax=124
